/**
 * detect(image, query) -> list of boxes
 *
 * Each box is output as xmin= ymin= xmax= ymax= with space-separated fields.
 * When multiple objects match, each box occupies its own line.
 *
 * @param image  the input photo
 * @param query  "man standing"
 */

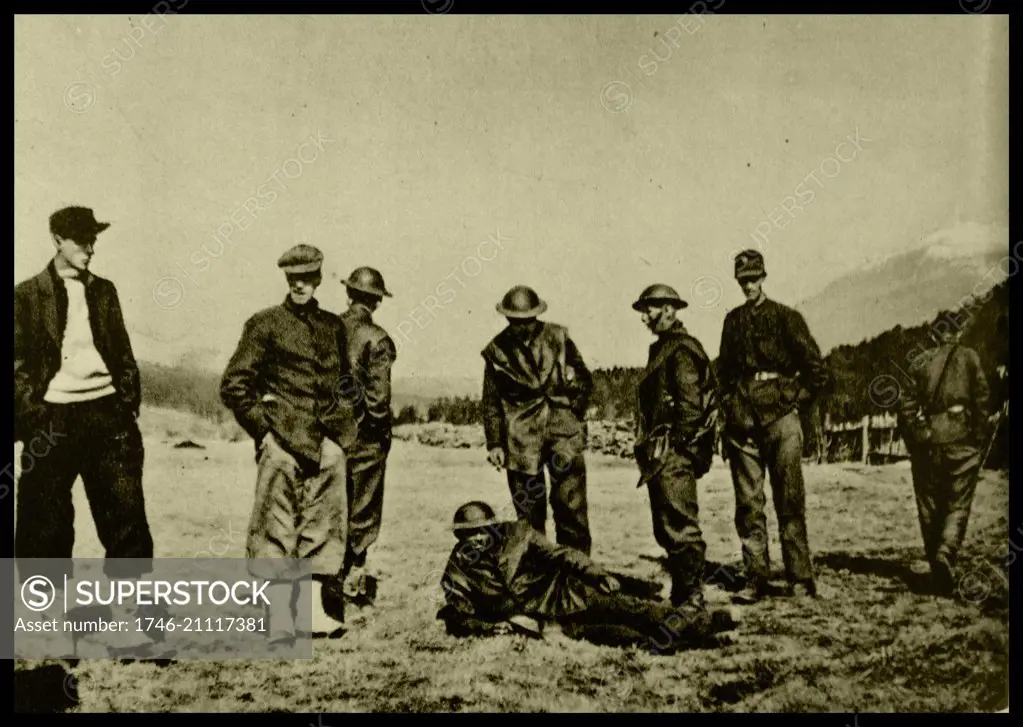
xmin=631 ymin=285 xmax=719 ymax=619
xmin=338 ymin=266 xmax=397 ymax=600
xmin=898 ymin=326 xmax=992 ymax=596
xmin=481 ymin=285 xmax=593 ymax=555
xmin=14 ymin=206 xmax=155 ymax=655
xmin=717 ymin=250 xmax=829 ymax=602
xmin=221 ymin=244 xmax=355 ymax=640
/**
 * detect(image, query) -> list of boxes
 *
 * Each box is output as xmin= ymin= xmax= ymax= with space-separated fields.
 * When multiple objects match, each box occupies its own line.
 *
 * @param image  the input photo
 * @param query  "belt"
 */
xmin=752 ymin=372 xmax=780 ymax=381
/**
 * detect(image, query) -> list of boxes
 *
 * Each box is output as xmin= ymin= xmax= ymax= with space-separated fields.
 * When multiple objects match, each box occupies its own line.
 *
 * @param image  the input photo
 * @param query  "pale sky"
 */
xmin=14 ymin=15 xmax=1009 ymax=380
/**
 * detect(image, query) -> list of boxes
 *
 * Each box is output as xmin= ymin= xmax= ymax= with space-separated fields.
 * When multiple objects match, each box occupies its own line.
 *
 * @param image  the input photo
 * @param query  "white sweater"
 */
xmin=43 ymin=274 xmax=117 ymax=404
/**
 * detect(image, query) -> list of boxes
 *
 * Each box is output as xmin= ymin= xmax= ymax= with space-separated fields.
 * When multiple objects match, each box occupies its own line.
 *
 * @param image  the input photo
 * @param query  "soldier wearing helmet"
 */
xmin=481 ymin=285 xmax=594 ymax=555
xmin=338 ymin=266 xmax=397 ymax=601
xmin=717 ymin=250 xmax=829 ymax=603
xmin=437 ymin=500 xmax=739 ymax=651
xmin=632 ymin=284 xmax=719 ymax=623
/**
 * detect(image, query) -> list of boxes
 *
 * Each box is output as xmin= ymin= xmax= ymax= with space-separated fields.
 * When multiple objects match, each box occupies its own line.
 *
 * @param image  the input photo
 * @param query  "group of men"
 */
xmin=438 ymin=248 xmax=998 ymax=649
xmin=13 ymin=205 xmax=999 ymax=657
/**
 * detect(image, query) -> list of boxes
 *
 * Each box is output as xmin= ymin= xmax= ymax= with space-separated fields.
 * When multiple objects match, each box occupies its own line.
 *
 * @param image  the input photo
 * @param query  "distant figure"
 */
xmin=631 ymin=284 xmax=718 ymax=619
xmin=717 ymin=250 xmax=830 ymax=603
xmin=481 ymin=286 xmax=593 ymax=555
xmin=14 ymin=206 xmax=155 ymax=657
xmin=338 ymin=266 xmax=397 ymax=600
xmin=221 ymin=244 xmax=356 ymax=641
xmin=898 ymin=326 xmax=993 ymax=596
xmin=437 ymin=501 xmax=739 ymax=652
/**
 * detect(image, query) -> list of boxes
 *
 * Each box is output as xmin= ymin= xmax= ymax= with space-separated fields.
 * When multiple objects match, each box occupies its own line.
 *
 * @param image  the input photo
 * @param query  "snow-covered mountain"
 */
xmin=795 ymin=222 xmax=1009 ymax=353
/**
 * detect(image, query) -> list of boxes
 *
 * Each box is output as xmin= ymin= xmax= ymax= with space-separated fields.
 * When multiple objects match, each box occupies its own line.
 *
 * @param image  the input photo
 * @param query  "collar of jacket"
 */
xmin=743 ymin=293 xmax=771 ymax=313
xmin=283 ymin=294 xmax=320 ymax=318
xmin=345 ymin=302 xmax=374 ymax=323
xmin=656 ymin=319 xmax=689 ymax=341
xmin=48 ymin=258 xmax=95 ymax=287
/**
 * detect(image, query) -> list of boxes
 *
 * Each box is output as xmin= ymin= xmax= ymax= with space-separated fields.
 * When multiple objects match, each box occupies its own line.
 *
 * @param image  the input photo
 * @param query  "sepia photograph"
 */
xmin=11 ymin=7 xmax=1011 ymax=714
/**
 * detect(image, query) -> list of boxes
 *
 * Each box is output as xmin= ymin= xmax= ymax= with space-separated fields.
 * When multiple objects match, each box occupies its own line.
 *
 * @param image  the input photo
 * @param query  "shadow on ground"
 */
xmin=14 ymin=663 xmax=79 ymax=713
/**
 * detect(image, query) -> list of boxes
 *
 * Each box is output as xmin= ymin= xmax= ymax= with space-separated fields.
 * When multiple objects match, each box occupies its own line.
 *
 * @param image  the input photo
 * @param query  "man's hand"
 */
xmin=487 ymin=447 xmax=505 ymax=469
xmin=598 ymin=575 xmax=621 ymax=594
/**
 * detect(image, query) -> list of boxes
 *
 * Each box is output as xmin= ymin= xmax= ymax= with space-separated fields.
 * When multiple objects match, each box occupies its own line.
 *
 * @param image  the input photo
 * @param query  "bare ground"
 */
xmin=14 ymin=411 xmax=1009 ymax=713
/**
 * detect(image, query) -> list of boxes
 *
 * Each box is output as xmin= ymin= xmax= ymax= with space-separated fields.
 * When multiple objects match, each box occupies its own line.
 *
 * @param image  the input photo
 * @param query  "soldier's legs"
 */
xmin=546 ymin=433 xmax=591 ymax=555
xmin=909 ymin=448 xmax=942 ymax=563
xmin=345 ymin=438 xmax=387 ymax=568
xmin=762 ymin=412 xmax=815 ymax=588
xmin=647 ymin=449 xmax=706 ymax=605
xmin=77 ymin=400 xmax=154 ymax=578
xmin=934 ymin=444 xmax=983 ymax=575
xmin=725 ymin=435 xmax=771 ymax=583
xmin=507 ymin=469 xmax=548 ymax=535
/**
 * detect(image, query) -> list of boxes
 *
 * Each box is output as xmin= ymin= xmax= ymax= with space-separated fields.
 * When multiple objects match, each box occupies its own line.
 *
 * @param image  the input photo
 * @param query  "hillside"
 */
xmin=795 ymin=222 xmax=1007 ymax=353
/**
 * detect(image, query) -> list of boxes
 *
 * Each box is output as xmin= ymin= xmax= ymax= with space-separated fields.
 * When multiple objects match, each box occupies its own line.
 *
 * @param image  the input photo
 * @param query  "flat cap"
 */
xmin=50 ymin=206 xmax=110 ymax=241
xmin=277 ymin=244 xmax=323 ymax=274
xmin=734 ymin=249 xmax=766 ymax=279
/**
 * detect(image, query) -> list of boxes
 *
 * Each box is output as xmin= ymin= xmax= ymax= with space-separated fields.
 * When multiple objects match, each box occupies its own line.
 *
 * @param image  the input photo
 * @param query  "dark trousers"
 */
xmin=561 ymin=589 xmax=697 ymax=649
xmin=910 ymin=441 xmax=982 ymax=570
xmin=725 ymin=410 xmax=814 ymax=585
xmin=15 ymin=396 xmax=153 ymax=580
xmin=507 ymin=433 xmax=591 ymax=555
xmin=645 ymin=448 xmax=706 ymax=592
xmin=345 ymin=437 xmax=389 ymax=567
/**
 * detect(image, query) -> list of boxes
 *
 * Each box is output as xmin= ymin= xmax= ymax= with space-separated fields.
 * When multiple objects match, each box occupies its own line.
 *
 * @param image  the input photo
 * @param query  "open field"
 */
xmin=14 ymin=410 xmax=1010 ymax=713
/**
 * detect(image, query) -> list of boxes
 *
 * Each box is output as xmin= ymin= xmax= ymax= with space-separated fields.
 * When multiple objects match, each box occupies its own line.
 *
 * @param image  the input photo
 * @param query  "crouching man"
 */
xmin=436 ymin=501 xmax=739 ymax=654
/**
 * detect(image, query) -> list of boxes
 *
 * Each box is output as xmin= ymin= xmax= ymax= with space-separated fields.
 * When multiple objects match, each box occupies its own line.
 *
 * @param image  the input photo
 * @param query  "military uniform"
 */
xmin=339 ymin=267 xmax=397 ymax=575
xmin=481 ymin=286 xmax=593 ymax=555
xmin=717 ymin=251 xmax=829 ymax=596
xmin=220 ymin=246 xmax=354 ymax=584
xmin=632 ymin=285 xmax=718 ymax=607
xmin=439 ymin=502 xmax=732 ymax=651
xmin=898 ymin=339 xmax=990 ymax=592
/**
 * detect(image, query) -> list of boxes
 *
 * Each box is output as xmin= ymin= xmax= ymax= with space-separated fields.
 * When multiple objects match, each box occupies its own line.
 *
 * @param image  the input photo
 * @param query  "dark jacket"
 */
xmin=14 ymin=261 xmax=140 ymax=443
xmin=635 ymin=321 xmax=718 ymax=479
xmin=717 ymin=296 xmax=830 ymax=430
xmin=339 ymin=303 xmax=396 ymax=442
xmin=440 ymin=520 xmax=608 ymax=623
xmin=481 ymin=322 xmax=592 ymax=475
xmin=898 ymin=342 xmax=990 ymax=448
xmin=220 ymin=296 xmax=357 ymax=464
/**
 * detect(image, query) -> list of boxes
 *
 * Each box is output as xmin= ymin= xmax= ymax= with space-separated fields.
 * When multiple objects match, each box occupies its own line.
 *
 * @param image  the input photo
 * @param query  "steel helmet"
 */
xmin=452 ymin=501 xmax=499 ymax=532
xmin=344 ymin=266 xmax=392 ymax=298
xmin=496 ymin=285 xmax=547 ymax=318
xmin=632 ymin=283 xmax=689 ymax=311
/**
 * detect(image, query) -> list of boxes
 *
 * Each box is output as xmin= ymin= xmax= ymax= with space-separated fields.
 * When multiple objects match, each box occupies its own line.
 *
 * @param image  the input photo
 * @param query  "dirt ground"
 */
xmin=13 ymin=411 xmax=1010 ymax=713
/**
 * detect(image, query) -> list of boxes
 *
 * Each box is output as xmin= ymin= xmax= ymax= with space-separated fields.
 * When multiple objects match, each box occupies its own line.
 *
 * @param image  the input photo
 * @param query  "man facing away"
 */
xmin=481 ymin=285 xmax=593 ymax=555
xmin=631 ymin=284 xmax=719 ymax=624
xmin=898 ymin=325 xmax=993 ymax=596
xmin=716 ymin=250 xmax=830 ymax=603
xmin=221 ymin=244 xmax=356 ymax=642
xmin=438 ymin=501 xmax=739 ymax=653
xmin=338 ymin=266 xmax=397 ymax=600
xmin=14 ymin=205 xmax=155 ymax=657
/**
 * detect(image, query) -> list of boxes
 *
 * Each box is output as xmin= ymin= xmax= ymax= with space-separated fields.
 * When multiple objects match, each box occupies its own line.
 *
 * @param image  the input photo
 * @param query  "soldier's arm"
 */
xmin=482 ymin=362 xmax=504 ymax=451
xmin=104 ymin=281 xmax=142 ymax=417
xmin=527 ymin=529 xmax=605 ymax=583
xmin=785 ymin=308 xmax=830 ymax=397
xmin=967 ymin=349 xmax=991 ymax=424
xmin=361 ymin=335 xmax=396 ymax=432
xmin=716 ymin=313 xmax=739 ymax=396
xmin=220 ymin=316 xmax=272 ymax=443
xmin=565 ymin=335 xmax=593 ymax=417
